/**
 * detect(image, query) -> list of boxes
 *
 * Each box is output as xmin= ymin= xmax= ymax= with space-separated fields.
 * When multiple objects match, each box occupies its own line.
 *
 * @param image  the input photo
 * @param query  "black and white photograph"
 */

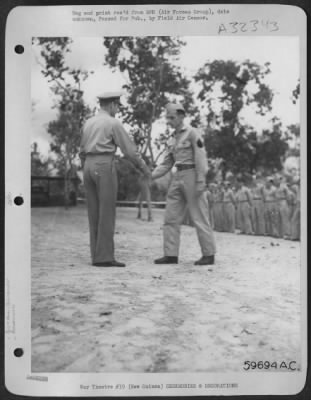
xmin=5 ymin=4 xmax=307 ymax=397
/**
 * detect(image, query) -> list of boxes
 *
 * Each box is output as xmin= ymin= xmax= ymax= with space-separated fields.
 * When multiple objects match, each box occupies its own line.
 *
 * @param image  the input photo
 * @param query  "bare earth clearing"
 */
xmin=31 ymin=206 xmax=301 ymax=373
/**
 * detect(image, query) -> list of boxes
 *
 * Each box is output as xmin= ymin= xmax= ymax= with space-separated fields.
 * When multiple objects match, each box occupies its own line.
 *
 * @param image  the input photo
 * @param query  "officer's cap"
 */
xmin=97 ymin=91 xmax=124 ymax=101
xmin=166 ymin=102 xmax=185 ymax=114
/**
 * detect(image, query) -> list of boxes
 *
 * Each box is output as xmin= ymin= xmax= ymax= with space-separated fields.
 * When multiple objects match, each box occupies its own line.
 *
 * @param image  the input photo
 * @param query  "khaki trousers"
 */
xmin=223 ymin=202 xmax=236 ymax=233
xmin=237 ymin=202 xmax=253 ymax=234
xmin=83 ymin=154 xmax=117 ymax=263
xmin=275 ymin=200 xmax=291 ymax=238
xmin=252 ymin=199 xmax=266 ymax=235
xmin=163 ymin=169 xmax=216 ymax=257
xmin=264 ymin=201 xmax=275 ymax=236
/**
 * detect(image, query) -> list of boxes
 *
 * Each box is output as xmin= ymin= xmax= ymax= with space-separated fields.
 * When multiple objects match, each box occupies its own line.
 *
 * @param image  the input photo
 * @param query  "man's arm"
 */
xmin=283 ymin=184 xmax=291 ymax=204
xmin=246 ymin=188 xmax=253 ymax=207
xmin=229 ymin=190 xmax=236 ymax=205
xmin=112 ymin=120 xmax=150 ymax=176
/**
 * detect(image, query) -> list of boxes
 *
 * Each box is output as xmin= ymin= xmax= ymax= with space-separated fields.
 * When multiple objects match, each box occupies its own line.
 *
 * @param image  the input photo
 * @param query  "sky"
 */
xmin=31 ymin=36 xmax=300 ymax=155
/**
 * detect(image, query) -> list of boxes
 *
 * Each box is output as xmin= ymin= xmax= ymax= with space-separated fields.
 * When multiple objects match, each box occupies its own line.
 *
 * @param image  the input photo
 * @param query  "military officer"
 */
xmin=80 ymin=92 xmax=150 ymax=267
xmin=152 ymin=103 xmax=216 ymax=265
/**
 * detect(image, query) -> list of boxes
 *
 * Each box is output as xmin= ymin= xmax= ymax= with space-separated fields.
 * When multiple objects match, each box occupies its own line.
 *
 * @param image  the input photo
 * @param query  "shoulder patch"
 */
xmin=197 ymin=138 xmax=203 ymax=148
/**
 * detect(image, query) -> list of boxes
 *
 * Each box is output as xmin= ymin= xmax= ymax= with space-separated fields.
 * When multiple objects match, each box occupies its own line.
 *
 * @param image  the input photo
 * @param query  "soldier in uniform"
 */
xmin=80 ymin=92 xmax=150 ymax=267
xmin=251 ymin=175 xmax=266 ymax=235
xmin=233 ymin=181 xmax=241 ymax=232
xmin=217 ymin=182 xmax=225 ymax=232
xmin=262 ymin=176 xmax=276 ymax=236
xmin=223 ymin=181 xmax=236 ymax=233
xmin=273 ymin=175 xmax=291 ymax=239
xmin=152 ymin=103 xmax=216 ymax=265
xmin=235 ymin=177 xmax=253 ymax=235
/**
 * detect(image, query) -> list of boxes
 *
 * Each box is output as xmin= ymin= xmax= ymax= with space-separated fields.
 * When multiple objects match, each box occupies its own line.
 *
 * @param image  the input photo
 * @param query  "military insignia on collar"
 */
xmin=197 ymin=138 xmax=203 ymax=148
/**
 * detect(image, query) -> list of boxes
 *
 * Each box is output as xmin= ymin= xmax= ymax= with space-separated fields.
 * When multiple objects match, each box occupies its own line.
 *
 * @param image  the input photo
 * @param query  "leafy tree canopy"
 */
xmin=103 ymin=36 xmax=199 ymax=163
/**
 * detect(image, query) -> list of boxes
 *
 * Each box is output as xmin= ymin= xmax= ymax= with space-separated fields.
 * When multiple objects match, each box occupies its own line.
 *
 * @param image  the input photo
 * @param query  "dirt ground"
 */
xmin=31 ymin=205 xmax=301 ymax=373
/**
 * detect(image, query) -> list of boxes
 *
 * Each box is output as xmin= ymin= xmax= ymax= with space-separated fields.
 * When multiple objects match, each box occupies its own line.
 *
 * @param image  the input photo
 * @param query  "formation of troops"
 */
xmin=204 ymin=174 xmax=300 ymax=240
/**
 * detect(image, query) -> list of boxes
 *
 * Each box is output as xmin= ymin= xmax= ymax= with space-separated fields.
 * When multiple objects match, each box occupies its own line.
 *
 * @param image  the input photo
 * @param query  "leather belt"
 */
xmin=175 ymin=164 xmax=195 ymax=171
xmin=86 ymin=152 xmax=114 ymax=158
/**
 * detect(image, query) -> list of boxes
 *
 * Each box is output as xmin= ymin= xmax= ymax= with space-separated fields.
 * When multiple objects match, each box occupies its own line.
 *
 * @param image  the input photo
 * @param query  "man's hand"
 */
xmin=196 ymin=181 xmax=206 ymax=196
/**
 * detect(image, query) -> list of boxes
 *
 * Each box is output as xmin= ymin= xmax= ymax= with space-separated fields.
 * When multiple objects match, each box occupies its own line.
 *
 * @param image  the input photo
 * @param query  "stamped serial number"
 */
xmin=243 ymin=361 xmax=297 ymax=371
xmin=218 ymin=19 xmax=279 ymax=34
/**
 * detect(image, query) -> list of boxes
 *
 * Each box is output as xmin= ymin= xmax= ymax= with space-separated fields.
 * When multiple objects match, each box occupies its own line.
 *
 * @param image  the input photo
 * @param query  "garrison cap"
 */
xmin=97 ymin=91 xmax=124 ymax=100
xmin=166 ymin=102 xmax=185 ymax=114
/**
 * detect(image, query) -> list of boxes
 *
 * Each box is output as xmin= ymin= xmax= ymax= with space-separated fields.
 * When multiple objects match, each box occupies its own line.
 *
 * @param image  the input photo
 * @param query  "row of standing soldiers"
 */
xmin=203 ymin=176 xmax=300 ymax=240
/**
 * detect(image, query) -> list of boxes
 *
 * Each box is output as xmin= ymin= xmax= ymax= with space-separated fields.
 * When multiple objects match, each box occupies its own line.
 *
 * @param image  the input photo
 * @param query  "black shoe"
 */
xmin=194 ymin=256 xmax=215 ymax=265
xmin=93 ymin=260 xmax=126 ymax=267
xmin=154 ymin=256 xmax=178 ymax=264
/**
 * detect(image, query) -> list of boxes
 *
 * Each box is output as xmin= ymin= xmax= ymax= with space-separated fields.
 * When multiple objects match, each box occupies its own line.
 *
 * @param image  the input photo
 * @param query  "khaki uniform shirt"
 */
xmin=275 ymin=183 xmax=291 ymax=201
xmin=152 ymin=124 xmax=208 ymax=182
xmin=79 ymin=109 xmax=147 ymax=174
xmin=236 ymin=186 xmax=253 ymax=205
xmin=252 ymin=184 xmax=265 ymax=200
xmin=262 ymin=186 xmax=276 ymax=202
xmin=215 ymin=188 xmax=224 ymax=202
xmin=223 ymin=189 xmax=235 ymax=203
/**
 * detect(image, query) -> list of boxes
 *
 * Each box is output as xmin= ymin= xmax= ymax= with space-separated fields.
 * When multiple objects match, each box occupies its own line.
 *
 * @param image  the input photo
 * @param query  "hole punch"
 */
xmin=14 ymin=196 xmax=24 ymax=206
xmin=14 ymin=45 xmax=24 ymax=54
xmin=14 ymin=348 xmax=24 ymax=357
